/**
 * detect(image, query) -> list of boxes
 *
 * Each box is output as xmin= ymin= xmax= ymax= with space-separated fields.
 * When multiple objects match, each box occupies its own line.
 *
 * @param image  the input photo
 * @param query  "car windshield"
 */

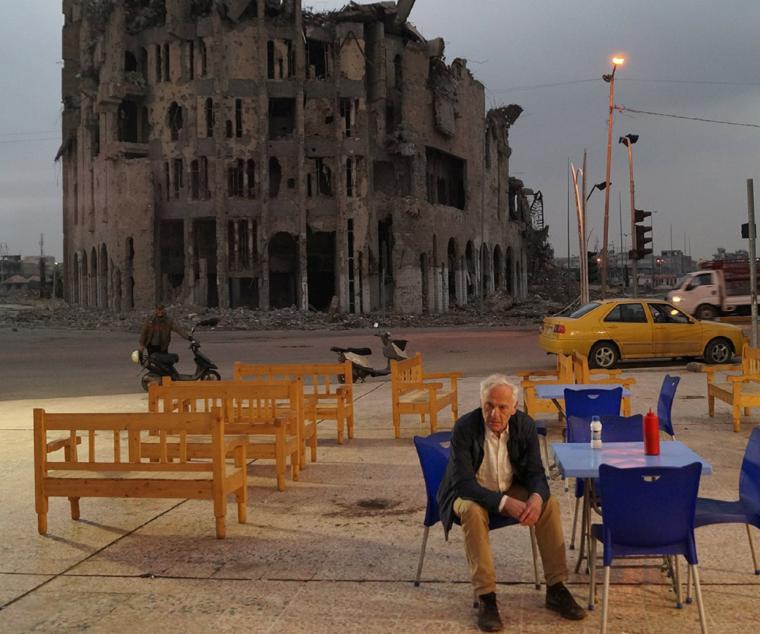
xmin=568 ymin=302 xmax=600 ymax=319
xmin=672 ymin=275 xmax=687 ymax=290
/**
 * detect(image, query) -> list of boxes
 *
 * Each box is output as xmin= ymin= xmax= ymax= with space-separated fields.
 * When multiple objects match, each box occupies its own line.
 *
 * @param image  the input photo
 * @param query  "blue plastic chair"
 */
xmin=566 ymin=416 xmax=644 ymax=552
xmin=412 ymin=432 xmax=540 ymax=590
xmin=564 ymin=387 xmax=623 ymax=420
xmin=693 ymin=426 xmax=760 ymax=577
xmin=589 ymin=463 xmax=707 ymax=633
xmin=657 ymin=374 xmax=680 ymax=438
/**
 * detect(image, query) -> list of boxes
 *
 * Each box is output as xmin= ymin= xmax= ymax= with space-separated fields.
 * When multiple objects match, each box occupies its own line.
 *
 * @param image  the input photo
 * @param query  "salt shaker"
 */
xmin=590 ymin=415 xmax=603 ymax=449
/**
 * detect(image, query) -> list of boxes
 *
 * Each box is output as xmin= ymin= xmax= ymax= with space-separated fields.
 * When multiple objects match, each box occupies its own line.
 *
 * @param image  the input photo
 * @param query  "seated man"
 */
xmin=437 ymin=374 xmax=585 ymax=631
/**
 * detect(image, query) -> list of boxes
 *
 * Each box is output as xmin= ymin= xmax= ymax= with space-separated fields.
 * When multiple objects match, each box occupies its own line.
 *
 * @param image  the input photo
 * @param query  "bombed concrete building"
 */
xmin=60 ymin=0 xmax=534 ymax=313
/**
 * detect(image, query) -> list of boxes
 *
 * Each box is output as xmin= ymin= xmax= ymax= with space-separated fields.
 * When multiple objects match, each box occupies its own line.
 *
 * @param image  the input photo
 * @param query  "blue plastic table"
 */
xmin=534 ymin=383 xmax=631 ymax=401
xmin=551 ymin=441 xmax=713 ymax=573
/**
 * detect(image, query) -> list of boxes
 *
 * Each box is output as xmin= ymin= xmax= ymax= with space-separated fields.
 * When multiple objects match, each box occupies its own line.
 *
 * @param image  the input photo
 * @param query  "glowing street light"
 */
xmin=601 ymin=54 xmax=626 ymax=297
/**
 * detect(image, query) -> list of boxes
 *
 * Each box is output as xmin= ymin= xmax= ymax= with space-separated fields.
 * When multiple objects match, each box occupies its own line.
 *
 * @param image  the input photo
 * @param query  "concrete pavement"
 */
xmin=0 ymin=368 xmax=758 ymax=632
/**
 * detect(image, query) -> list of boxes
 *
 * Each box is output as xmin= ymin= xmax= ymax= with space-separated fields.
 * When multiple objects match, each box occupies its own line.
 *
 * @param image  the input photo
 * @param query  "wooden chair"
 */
xmin=571 ymin=352 xmax=634 ymax=416
xmin=703 ymin=343 xmax=760 ymax=432
xmin=234 ymin=361 xmax=354 ymax=448
xmin=518 ymin=353 xmax=574 ymax=419
xmin=148 ymin=379 xmax=302 ymax=491
xmin=33 ymin=409 xmax=247 ymax=538
xmin=390 ymin=353 xmax=461 ymax=438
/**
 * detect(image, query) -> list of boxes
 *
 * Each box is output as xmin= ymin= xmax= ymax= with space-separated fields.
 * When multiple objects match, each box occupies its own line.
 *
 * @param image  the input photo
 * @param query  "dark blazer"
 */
xmin=436 ymin=406 xmax=549 ymax=538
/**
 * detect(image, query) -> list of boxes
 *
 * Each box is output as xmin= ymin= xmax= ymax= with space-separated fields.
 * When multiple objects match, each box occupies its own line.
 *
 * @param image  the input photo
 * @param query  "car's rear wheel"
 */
xmin=589 ymin=341 xmax=619 ymax=369
xmin=704 ymin=338 xmax=734 ymax=364
xmin=695 ymin=304 xmax=718 ymax=320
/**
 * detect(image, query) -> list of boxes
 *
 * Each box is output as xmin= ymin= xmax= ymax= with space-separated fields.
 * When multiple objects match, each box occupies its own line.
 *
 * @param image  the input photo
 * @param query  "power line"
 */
xmin=615 ymin=105 xmax=760 ymax=129
xmin=0 ymin=137 xmax=60 ymax=145
xmin=0 ymin=130 xmax=58 ymax=138
xmin=490 ymin=76 xmax=760 ymax=94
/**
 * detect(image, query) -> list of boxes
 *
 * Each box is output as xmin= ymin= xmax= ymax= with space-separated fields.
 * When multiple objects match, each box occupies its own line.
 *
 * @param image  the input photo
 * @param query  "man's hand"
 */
xmin=518 ymin=494 xmax=543 ymax=527
xmin=502 ymin=493 xmax=543 ymax=526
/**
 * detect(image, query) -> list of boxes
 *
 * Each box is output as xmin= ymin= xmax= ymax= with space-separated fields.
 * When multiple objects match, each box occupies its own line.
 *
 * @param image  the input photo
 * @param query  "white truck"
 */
xmin=666 ymin=259 xmax=759 ymax=320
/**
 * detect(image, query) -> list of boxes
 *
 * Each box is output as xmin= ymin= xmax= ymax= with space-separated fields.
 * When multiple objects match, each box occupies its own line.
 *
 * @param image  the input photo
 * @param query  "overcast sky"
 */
xmin=2 ymin=0 xmax=760 ymax=261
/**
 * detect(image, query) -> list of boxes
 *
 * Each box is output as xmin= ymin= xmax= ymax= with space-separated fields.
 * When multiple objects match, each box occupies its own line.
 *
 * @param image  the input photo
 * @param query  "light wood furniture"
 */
xmin=518 ymin=353 xmax=574 ymax=419
xmin=390 ymin=352 xmax=461 ymax=438
xmin=234 ymin=360 xmax=354 ymax=447
xmin=571 ymin=352 xmax=635 ymax=416
xmin=703 ymin=344 xmax=760 ymax=433
xmin=148 ymin=379 xmax=302 ymax=491
xmin=33 ymin=409 xmax=247 ymax=538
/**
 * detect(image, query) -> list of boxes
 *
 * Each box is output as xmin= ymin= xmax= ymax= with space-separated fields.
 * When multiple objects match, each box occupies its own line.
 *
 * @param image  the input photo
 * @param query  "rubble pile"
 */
xmin=0 ymin=265 xmax=583 ymax=331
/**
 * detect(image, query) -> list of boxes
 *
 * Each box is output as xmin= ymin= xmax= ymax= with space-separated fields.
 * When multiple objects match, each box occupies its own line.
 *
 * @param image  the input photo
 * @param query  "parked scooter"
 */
xmin=331 ymin=326 xmax=409 ymax=383
xmin=131 ymin=317 xmax=221 ymax=391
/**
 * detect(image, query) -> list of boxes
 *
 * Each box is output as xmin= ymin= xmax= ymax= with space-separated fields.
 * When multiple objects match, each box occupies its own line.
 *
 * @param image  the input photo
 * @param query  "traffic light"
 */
xmin=587 ymin=251 xmax=599 ymax=283
xmin=632 ymin=209 xmax=653 ymax=260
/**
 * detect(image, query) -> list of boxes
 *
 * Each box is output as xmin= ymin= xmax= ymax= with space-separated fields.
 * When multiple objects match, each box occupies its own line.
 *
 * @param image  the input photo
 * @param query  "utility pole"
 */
xmin=567 ymin=157 xmax=570 ymax=269
xmin=619 ymin=192 xmax=624 ymax=288
xmin=39 ymin=233 xmax=46 ymax=299
xmin=747 ymin=179 xmax=758 ymax=346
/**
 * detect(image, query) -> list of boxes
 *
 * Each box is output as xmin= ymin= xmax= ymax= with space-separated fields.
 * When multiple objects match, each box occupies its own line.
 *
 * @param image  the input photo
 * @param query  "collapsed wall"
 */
xmin=60 ymin=0 xmax=533 ymax=313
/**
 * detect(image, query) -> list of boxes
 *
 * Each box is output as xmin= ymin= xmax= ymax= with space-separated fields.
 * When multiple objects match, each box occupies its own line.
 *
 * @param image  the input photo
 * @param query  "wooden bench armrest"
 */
xmin=423 ymin=371 xmax=462 ymax=380
xmin=727 ymin=375 xmax=760 ymax=384
xmin=695 ymin=363 xmax=741 ymax=375
xmin=588 ymin=368 xmax=622 ymax=377
xmin=224 ymin=437 xmax=248 ymax=454
xmin=46 ymin=436 xmax=82 ymax=454
xmin=517 ymin=369 xmax=558 ymax=379
xmin=399 ymin=381 xmax=444 ymax=393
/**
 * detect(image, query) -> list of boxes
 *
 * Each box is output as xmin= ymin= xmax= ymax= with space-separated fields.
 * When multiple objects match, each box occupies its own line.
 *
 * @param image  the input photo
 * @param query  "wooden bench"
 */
xmin=518 ymin=353 xmax=574 ymax=419
xmin=390 ymin=352 xmax=461 ymax=438
xmin=33 ymin=409 xmax=247 ymax=539
xmin=148 ymin=379 xmax=302 ymax=491
xmin=234 ymin=360 xmax=354 ymax=447
xmin=571 ymin=351 xmax=635 ymax=416
xmin=703 ymin=344 xmax=760 ymax=433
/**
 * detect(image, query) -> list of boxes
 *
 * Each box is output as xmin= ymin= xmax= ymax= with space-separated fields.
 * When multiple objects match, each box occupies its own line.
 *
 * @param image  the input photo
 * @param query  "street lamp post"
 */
xmin=619 ymin=133 xmax=639 ymax=296
xmin=601 ymin=55 xmax=625 ymax=298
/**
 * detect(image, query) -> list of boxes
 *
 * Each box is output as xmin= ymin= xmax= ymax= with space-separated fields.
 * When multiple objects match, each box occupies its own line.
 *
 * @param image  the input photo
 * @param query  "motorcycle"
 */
xmin=131 ymin=317 xmax=221 ymax=391
xmin=331 ymin=326 xmax=409 ymax=383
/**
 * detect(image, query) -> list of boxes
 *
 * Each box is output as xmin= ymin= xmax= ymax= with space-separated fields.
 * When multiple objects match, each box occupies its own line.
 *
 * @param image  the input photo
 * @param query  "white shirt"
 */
xmin=477 ymin=423 xmax=513 ymax=511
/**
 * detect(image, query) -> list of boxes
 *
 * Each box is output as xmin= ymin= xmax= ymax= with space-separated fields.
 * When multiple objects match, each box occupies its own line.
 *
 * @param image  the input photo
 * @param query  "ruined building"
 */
xmin=60 ymin=0 xmax=534 ymax=313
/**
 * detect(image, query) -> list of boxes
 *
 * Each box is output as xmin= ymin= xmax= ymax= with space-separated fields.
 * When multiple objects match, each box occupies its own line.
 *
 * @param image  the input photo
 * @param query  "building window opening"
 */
xmin=246 ymin=159 xmax=256 ymax=198
xmin=205 ymin=98 xmax=214 ymax=137
xmin=155 ymin=44 xmax=162 ymax=82
xmin=425 ymin=146 xmax=466 ymax=210
xmin=269 ymin=157 xmax=282 ymax=198
xmin=124 ymin=51 xmax=138 ymax=73
xmin=228 ymin=159 xmax=244 ymax=197
xmin=268 ymin=98 xmax=295 ymax=138
xmin=226 ymin=120 xmax=233 ymax=138
xmin=346 ymin=158 xmax=354 ymax=197
xmin=393 ymin=54 xmax=403 ymax=88
xmin=118 ymin=100 xmax=139 ymax=143
xmin=316 ymin=159 xmax=333 ymax=197
xmin=235 ymin=99 xmax=243 ymax=137
xmin=191 ymin=159 xmax=200 ymax=199
xmin=168 ymin=102 xmax=183 ymax=141
xmin=140 ymin=106 xmax=150 ymax=142
xmin=200 ymin=156 xmax=209 ymax=199
xmin=188 ymin=40 xmax=195 ymax=80
xmin=173 ymin=158 xmax=183 ymax=199
xmin=269 ymin=232 xmax=298 ymax=308
xmin=163 ymin=42 xmax=171 ymax=81
xmin=306 ymin=39 xmax=330 ymax=80
xmin=340 ymin=98 xmax=357 ymax=137
xmin=307 ymin=227 xmax=336 ymax=311
xmin=164 ymin=162 xmax=171 ymax=201
xmin=199 ymin=39 xmax=208 ymax=76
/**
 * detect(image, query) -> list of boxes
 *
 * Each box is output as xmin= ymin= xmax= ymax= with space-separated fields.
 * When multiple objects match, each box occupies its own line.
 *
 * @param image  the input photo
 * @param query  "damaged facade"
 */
xmin=60 ymin=0 xmax=532 ymax=313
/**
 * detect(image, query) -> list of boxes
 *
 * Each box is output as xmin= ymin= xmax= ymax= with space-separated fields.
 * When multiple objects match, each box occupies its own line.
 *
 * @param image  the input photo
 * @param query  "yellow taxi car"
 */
xmin=538 ymin=298 xmax=745 ymax=369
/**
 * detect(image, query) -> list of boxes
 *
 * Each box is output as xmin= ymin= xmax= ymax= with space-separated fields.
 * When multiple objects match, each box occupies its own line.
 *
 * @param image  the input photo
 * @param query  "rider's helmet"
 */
xmin=131 ymin=350 xmax=142 ymax=364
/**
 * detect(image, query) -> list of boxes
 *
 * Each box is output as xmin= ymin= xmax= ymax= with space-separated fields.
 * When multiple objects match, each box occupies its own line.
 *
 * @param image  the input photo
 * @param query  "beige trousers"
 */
xmin=453 ymin=483 xmax=568 ymax=596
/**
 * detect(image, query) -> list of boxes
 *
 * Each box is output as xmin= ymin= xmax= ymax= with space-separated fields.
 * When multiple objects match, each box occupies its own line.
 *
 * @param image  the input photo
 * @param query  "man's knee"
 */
xmin=454 ymin=498 xmax=489 ymax=525
xmin=539 ymin=494 xmax=561 ymax=521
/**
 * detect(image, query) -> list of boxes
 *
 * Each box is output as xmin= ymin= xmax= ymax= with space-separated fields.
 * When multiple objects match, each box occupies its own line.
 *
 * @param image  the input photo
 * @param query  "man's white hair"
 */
xmin=479 ymin=373 xmax=519 ymax=405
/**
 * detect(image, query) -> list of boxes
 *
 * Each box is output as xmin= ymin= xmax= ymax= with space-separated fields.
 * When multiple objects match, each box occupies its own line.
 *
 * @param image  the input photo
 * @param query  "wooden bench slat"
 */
xmin=706 ymin=343 xmax=760 ymax=432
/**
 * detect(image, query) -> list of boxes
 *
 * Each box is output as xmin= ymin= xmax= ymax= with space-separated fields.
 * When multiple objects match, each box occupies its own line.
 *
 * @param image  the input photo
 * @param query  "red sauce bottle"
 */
xmin=643 ymin=409 xmax=660 ymax=455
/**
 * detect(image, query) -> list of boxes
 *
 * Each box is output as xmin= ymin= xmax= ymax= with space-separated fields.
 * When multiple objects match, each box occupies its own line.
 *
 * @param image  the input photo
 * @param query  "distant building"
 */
xmin=60 ymin=0 xmax=533 ymax=313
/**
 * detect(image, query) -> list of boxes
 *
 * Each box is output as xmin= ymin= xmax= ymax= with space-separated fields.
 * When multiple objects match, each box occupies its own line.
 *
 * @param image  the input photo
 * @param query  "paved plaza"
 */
xmin=1 ymin=368 xmax=758 ymax=632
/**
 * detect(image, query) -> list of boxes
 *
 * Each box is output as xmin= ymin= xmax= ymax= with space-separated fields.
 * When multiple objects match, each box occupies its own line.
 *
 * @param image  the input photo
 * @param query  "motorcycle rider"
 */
xmin=138 ymin=305 xmax=190 ymax=356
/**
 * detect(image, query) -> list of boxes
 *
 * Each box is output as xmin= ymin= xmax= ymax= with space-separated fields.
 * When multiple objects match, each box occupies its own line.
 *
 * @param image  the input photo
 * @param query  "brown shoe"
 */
xmin=546 ymin=582 xmax=586 ymax=620
xmin=477 ymin=592 xmax=504 ymax=632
